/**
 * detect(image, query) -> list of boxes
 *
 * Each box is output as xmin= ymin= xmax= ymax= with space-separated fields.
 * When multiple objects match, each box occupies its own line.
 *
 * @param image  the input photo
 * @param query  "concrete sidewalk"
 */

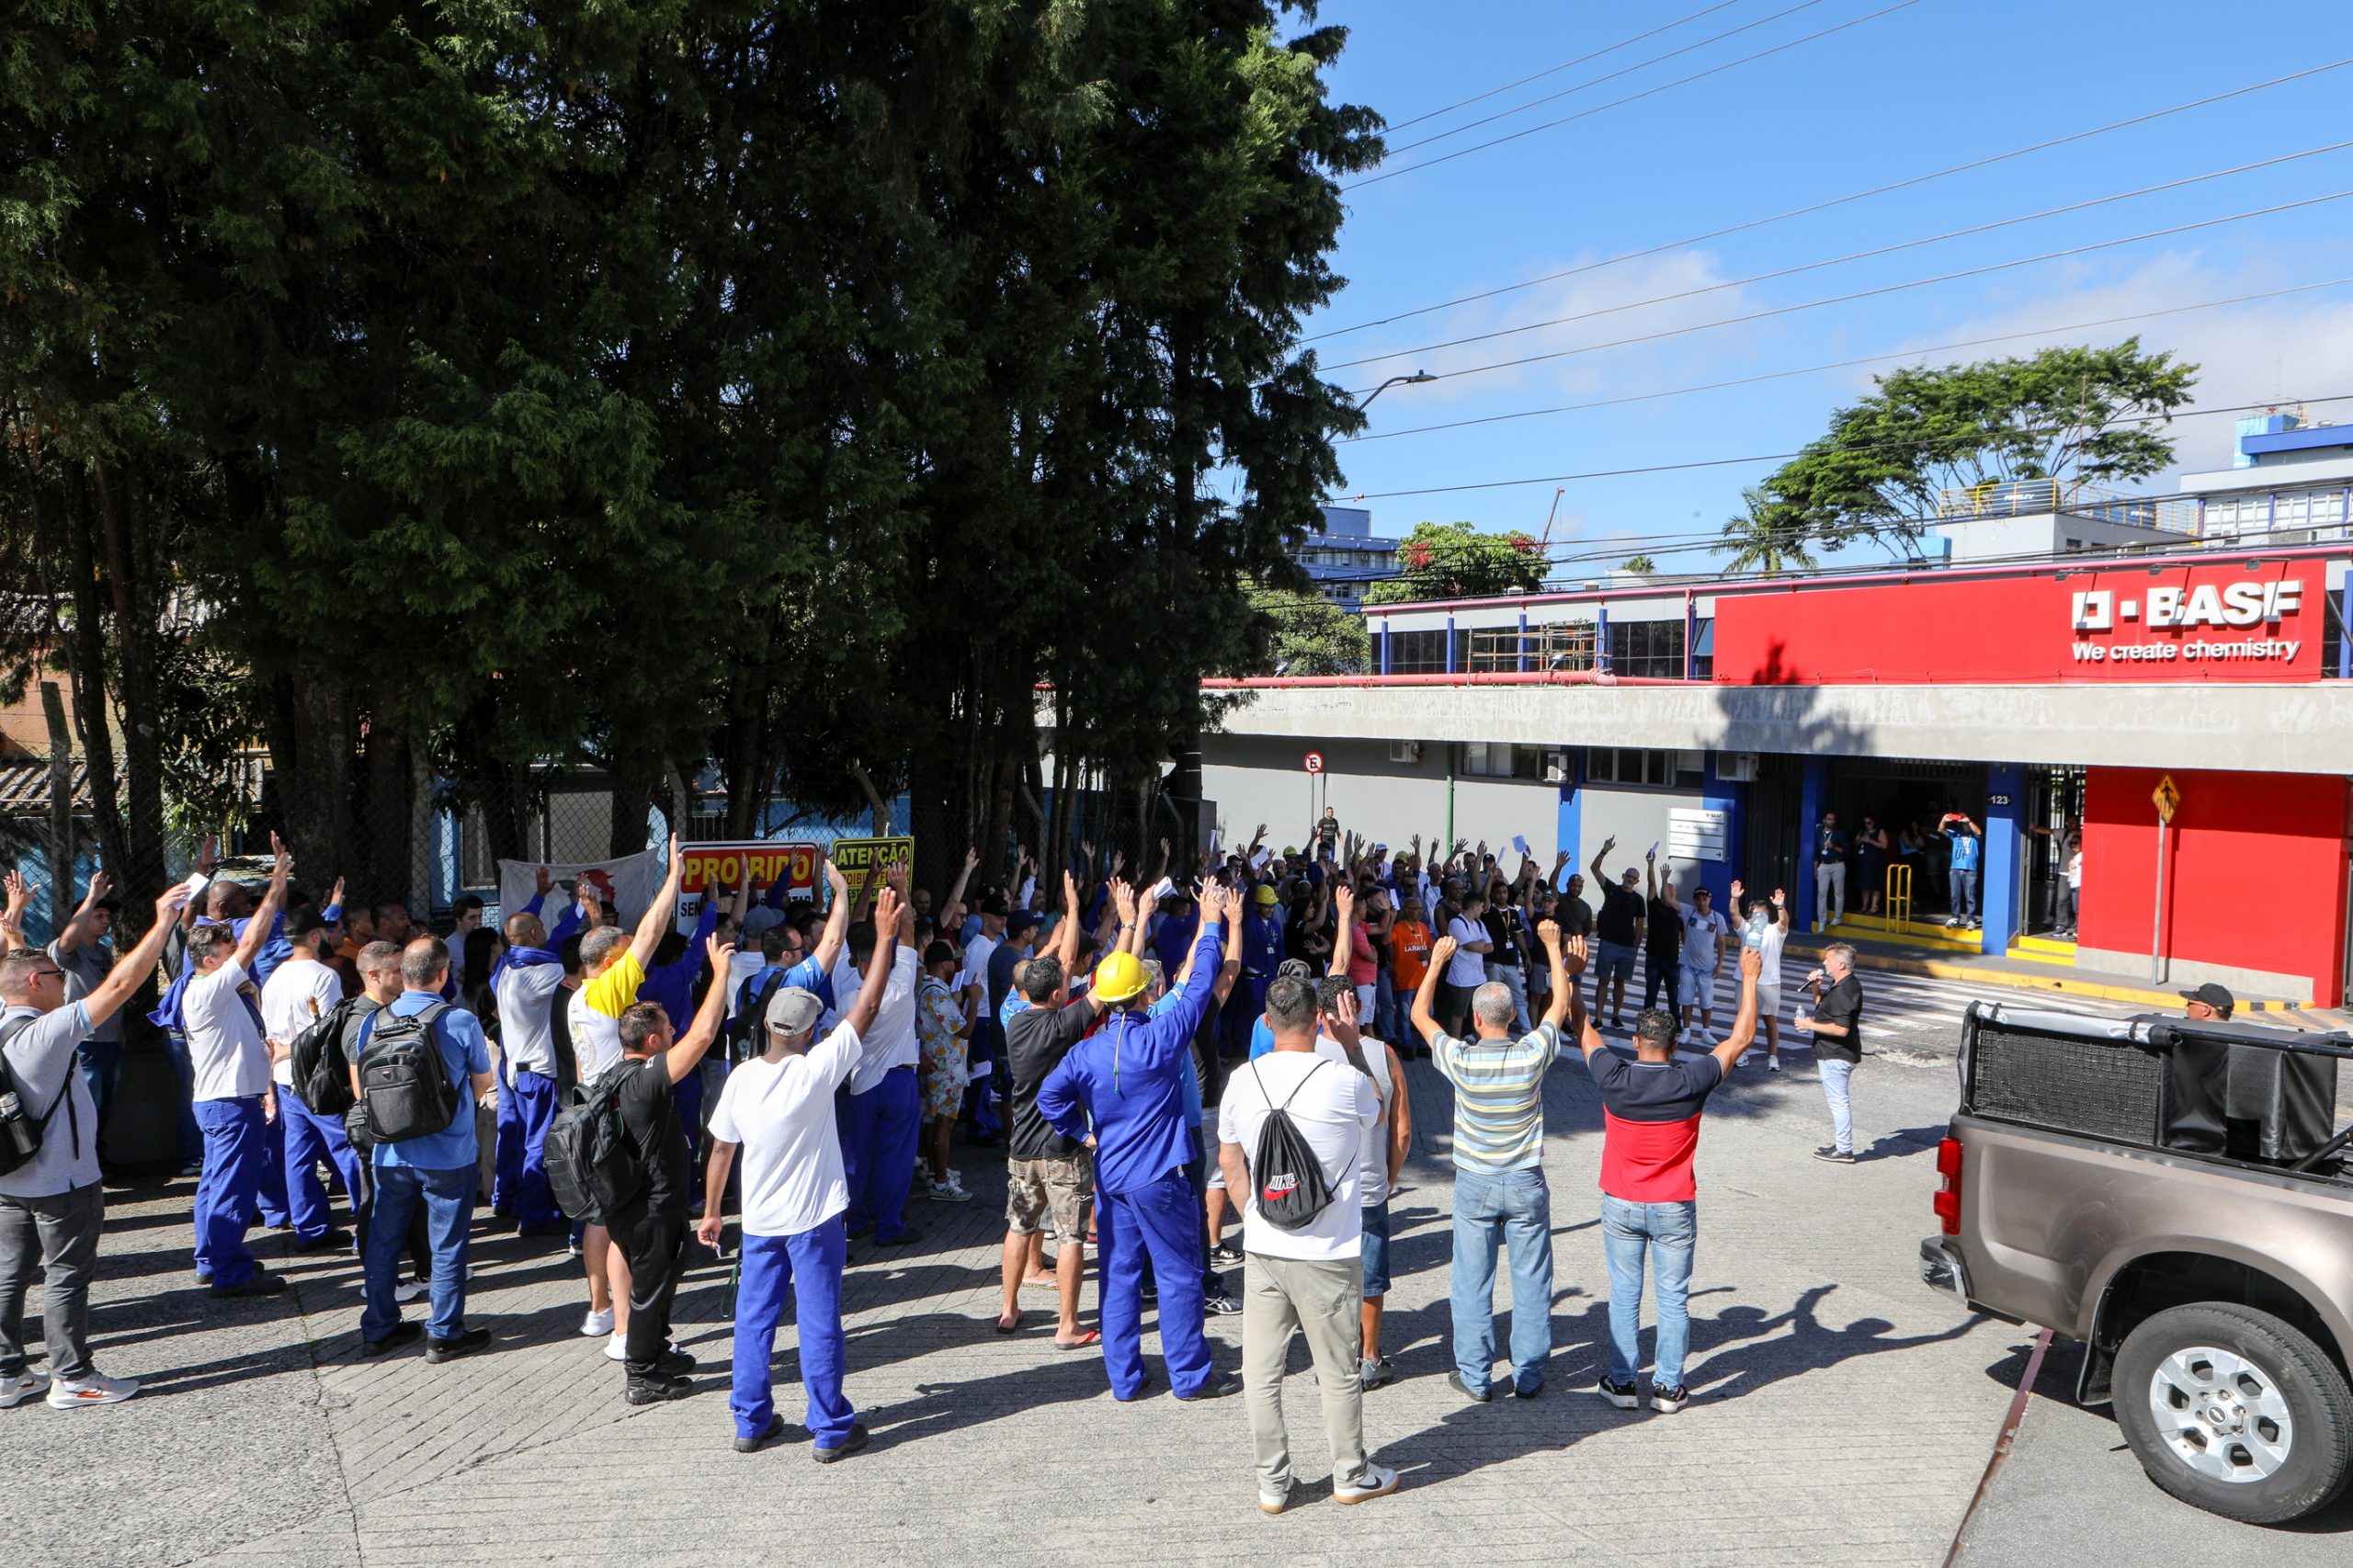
xmin=7 ymin=1052 xmax=2031 ymax=1568
xmin=1786 ymin=927 xmax=2325 ymax=1019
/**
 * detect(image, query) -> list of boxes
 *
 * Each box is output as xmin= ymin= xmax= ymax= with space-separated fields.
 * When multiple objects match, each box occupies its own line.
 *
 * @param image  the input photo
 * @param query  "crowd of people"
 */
xmin=0 ymin=815 xmax=1891 ymax=1504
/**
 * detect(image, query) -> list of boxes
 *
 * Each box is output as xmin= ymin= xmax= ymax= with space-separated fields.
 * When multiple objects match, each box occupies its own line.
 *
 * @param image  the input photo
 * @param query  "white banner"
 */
xmin=496 ymin=851 xmax=662 ymax=926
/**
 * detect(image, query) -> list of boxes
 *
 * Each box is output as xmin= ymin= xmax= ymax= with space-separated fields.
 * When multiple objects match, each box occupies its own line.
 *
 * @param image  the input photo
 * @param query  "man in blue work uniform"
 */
xmin=1219 ymin=883 xmax=1283 ymax=1060
xmin=1038 ymin=881 xmax=1243 ymax=1403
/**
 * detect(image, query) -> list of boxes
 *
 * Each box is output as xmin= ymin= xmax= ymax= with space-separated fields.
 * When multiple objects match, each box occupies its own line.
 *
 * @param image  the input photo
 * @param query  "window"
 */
xmin=1690 ymin=618 xmax=1714 ymax=681
xmin=1606 ymin=617 xmax=1688 ymax=678
xmin=1455 ymin=743 xmax=1551 ymax=781
xmin=1586 ymin=748 xmax=1705 ymax=790
xmin=1387 ymin=629 xmax=1449 ymax=673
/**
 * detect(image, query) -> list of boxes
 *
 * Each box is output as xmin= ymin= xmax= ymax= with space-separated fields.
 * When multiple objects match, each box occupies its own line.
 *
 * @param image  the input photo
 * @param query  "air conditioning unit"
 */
xmin=1389 ymin=740 xmax=1424 ymax=765
xmin=1542 ymin=750 xmax=1570 ymax=783
xmin=1716 ymin=752 xmax=1759 ymax=783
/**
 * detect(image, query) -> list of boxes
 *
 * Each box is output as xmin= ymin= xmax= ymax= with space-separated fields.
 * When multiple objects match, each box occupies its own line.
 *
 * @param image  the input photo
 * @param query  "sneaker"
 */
xmin=1767 ymin=1056 xmax=1781 ymax=1073
xmin=1210 ymin=1242 xmax=1244 ymax=1267
xmin=1509 ymin=1377 xmax=1544 ymax=1400
xmin=624 ymin=1373 xmax=694 ymax=1405
xmin=733 ymin=1415 xmax=788 ymax=1453
xmin=359 ymin=1323 xmax=424 ymax=1358
xmin=1813 ymin=1145 xmax=1856 ymax=1165
xmin=581 ymin=1307 xmax=616 ymax=1338
xmin=608 ymin=1333 xmax=681 ymax=1364
xmin=46 ymin=1370 xmax=140 ymax=1409
xmin=1258 ymin=1483 xmax=1291 ymax=1516
xmin=425 ymin=1327 xmax=491 ymax=1363
xmin=1204 ymin=1292 xmax=1243 ymax=1317
xmin=1738 ymin=1052 xmax=1755 ymax=1069
xmin=1447 ymin=1369 xmax=1492 ymax=1403
xmin=1651 ymin=1382 xmax=1690 ymax=1414
xmin=654 ymin=1348 xmax=697 ymax=1378
xmin=926 ymin=1179 xmax=971 ymax=1203
xmin=1597 ymin=1374 xmax=1640 ymax=1410
xmin=1176 ymin=1373 xmax=1243 ymax=1402
xmin=210 ymin=1271 xmax=289 ymax=1299
xmin=1333 ymin=1463 xmax=1401 ymax=1505
xmin=812 ymin=1421 xmax=870 ymax=1463
xmin=1358 ymin=1356 xmax=1395 ymax=1391
xmin=393 ymin=1279 xmax=429 ymax=1304
xmin=0 ymin=1370 xmax=51 ymax=1408
xmin=566 ymin=1235 xmax=585 ymax=1259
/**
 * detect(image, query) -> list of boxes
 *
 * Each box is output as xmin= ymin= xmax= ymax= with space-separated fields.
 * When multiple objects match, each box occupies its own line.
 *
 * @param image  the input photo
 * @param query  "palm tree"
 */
xmin=1717 ymin=486 xmax=1817 ymax=575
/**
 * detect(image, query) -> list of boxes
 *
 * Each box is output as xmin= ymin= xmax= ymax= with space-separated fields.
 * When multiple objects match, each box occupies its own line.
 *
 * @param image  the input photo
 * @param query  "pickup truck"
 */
xmin=1920 ymin=1003 xmax=2353 ymax=1525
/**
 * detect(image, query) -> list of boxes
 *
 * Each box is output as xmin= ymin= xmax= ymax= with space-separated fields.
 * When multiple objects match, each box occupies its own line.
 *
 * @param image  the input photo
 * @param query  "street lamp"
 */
xmin=1358 ymin=369 xmax=1437 ymax=408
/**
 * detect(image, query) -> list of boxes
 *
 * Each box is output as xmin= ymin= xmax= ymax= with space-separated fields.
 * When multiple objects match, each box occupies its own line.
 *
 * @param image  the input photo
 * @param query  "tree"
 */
xmin=1254 ymin=594 xmax=1370 ymax=676
xmin=1715 ymin=486 xmax=1817 ymax=575
xmin=1763 ymin=339 xmax=2197 ymax=548
xmin=1364 ymin=521 xmax=1546 ymax=604
xmin=1620 ymin=554 xmax=1656 ymax=574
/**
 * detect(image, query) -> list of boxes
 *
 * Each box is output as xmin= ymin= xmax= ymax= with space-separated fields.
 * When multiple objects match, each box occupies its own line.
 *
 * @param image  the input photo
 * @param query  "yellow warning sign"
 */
xmin=2152 ymin=774 xmax=2181 ymax=825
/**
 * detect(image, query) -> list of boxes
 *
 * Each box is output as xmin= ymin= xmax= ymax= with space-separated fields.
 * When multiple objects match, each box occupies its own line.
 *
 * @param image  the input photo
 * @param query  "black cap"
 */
xmin=977 ymin=893 xmax=1008 ymax=918
xmin=1006 ymin=910 xmax=1040 ymax=937
xmin=2179 ymin=982 xmax=2235 ymax=1017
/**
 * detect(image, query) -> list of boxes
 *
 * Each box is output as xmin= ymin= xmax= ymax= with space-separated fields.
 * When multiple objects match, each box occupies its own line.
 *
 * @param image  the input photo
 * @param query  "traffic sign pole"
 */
xmin=2149 ymin=774 xmax=2179 ymax=983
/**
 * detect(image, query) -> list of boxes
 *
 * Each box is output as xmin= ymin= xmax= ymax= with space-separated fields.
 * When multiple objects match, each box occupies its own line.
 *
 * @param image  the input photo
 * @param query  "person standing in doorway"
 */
xmin=1941 ymin=812 xmax=1984 ymax=930
xmin=1794 ymin=943 xmax=1864 ymax=1163
xmin=1812 ymin=812 xmax=1847 ymax=930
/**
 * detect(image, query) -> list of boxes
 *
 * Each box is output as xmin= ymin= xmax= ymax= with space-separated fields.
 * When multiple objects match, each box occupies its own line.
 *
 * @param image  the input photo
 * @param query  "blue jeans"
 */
xmin=1819 ymin=1057 xmax=1857 ymax=1154
xmin=1374 ymin=971 xmax=1402 ymax=1040
xmin=362 ymin=1163 xmax=476 ymax=1343
xmin=1487 ymin=962 xmax=1529 ymax=1033
xmin=1601 ymin=1194 xmax=1697 ymax=1387
xmin=732 ymin=1221 xmax=855 ymax=1447
xmin=1361 ymin=1199 xmax=1392 ymax=1299
xmin=1642 ymin=955 xmax=1681 ymax=1018
xmin=1950 ymin=868 xmax=1980 ymax=921
xmin=192 ymin=1096 xmax=268 ymax=1288
xmin=75 ymin=1041 xmax=121 ymax=1164
xmin=1449 ymin=1165 xmax=1553 ymax=1394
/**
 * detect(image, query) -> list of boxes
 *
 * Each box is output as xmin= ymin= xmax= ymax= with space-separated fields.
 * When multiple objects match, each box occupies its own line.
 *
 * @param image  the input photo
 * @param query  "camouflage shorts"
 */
xmin=1005 ymin=1153 xmax=1093 ymax=1241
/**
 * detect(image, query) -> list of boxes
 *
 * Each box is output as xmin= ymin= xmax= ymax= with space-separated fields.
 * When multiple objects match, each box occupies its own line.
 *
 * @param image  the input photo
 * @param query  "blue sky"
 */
xmin=1300 ymin=0 xmax=2353 ymax=576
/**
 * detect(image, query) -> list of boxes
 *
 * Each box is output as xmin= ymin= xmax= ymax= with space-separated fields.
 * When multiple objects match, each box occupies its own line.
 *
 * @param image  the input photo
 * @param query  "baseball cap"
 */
xmin=1252 ymin=884 xmax=1279 ymax=906
xmin=2179 ymin=982 xmax=2236 ymax=1017
xmin=977 ymin=893 xmax=1008 ymax=917
xmin=1006 ymin=910 xmax=1040 ymax=937
xmin=764 ymin=986 xmax=825 ymax=1036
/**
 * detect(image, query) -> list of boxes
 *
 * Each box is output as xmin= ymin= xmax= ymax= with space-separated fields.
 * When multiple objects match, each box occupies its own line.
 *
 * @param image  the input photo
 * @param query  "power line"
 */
xmin=1324 ymin=140 xmax=2353 ymax=376
xmin=1333 ymin=392 xmax=2353 ymax=503
xmin=1343 ymin=0 xmax=1930 ymax=191
xmin=1337 ymin=275 xmax=2353 ymax=446
xmin=1311 ymin=58 xmax=2353 ymax=343
xmin=1383 ymin=0 xmax=1830 ymax=157
xmin=1346 ymin=188 xmax=2353 ymax=397
xmin=1382 ymin=0 xmax=1753 ymax=133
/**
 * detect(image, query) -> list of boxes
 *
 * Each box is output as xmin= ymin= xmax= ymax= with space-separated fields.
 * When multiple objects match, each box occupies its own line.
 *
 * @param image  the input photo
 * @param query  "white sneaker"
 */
xmin=0 ymin=1370 xmax=49 ymax=1408
xmin=1767 ymin=1056 xmax=1782 ymax=1073
xmin=1333 ymin=1463 xmax=1400 ymax=1505
xmin=1738 ymin=1052 xmax=1756 ymax=1068
xmin=580 ymin=1307 xmax=615 ymax=1338
xmin=929 ymin=1178 xmax=972 ymax=1203
xmin=1258 ymin=1483 xmax=1291 ymax=1516
xmin=47 ymin=1370 xmax=139 ymax=1409
xmin=605 ymin=1331 xmax=629 ymax=1361
xmin=393 ymin=1279 xmax=428 ymax=1304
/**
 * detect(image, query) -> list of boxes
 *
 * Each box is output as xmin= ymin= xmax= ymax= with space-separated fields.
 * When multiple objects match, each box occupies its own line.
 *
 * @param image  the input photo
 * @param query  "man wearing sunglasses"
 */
xmin=1 ymin=880 xmax=191 ymax=1411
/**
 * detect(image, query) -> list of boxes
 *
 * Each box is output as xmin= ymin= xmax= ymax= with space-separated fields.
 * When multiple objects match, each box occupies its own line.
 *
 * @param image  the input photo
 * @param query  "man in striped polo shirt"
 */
xmin=1411 ymin=916 xmax=1572 ymax=1402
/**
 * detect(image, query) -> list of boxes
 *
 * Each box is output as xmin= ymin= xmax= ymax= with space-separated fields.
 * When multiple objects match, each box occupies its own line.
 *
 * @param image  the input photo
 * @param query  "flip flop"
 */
xmin=995 ymin=1317 xmax=1023 ymax=1335
xmin=1056 ymin=1330 xmax=1101 ymax=1350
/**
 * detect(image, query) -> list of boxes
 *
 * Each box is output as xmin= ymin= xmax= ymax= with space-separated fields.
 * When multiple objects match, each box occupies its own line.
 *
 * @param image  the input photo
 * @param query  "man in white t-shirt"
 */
xmin=183 ymin=835 xmax=292 ymax=1296
xmin=698 ymin=885 xmax=904 ymax=1462
xmin=1676 ymin=888 xmax=1730 ymax=1045
xmin=259 ymin=909 xmax=351 ymax=1252
xmin=1218 ymin=974 xmax=1398 ymax=1516
xmin=1439 ymin=892 xmax=1492 ymax=1040
xmin=1731 ymin=881 xmax=1790 ymax=1070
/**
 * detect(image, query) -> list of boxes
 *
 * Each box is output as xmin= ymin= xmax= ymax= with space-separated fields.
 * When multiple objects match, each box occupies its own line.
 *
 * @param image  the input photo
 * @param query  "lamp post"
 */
xmin=1358 ymin=369 xmax=1437 ymax=408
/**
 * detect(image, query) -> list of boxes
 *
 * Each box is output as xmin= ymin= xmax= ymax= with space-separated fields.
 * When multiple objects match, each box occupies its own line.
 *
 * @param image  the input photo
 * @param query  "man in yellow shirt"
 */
xmin=567 ymin=838 xmax=686 ymax=1362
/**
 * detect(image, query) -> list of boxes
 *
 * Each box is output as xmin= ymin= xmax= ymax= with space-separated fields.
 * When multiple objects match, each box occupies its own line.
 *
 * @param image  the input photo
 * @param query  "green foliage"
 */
xmin=1761 ymin=339 xmax=2198 ymax=548
xmin=1253 ymin=594 xmax=1370 ymax=676
xmin=1620 ymin=554 xmax=1656 ymax=574
xmin=1363 ymin=520 xmax=1546 ymax=604
xmin=1715 ymin=486 xmax=1818 ymax=575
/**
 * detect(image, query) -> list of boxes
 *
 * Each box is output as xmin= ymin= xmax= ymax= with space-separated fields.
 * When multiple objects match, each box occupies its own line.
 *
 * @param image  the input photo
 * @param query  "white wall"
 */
xmin=1197 ymin=733 xmax=1558 ymax=862
xmin=1576 ymin=785 xmax=1710 ymax=900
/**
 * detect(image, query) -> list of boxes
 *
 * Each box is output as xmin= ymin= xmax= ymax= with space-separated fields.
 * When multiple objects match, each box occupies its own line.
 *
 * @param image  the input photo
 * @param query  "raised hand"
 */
xmin=1334 ymin=882 xmax=1356 ymax=921
xmin=1432 ymin=933 xmax=1458 ymax=967
xmin=873 ymin=883 xmax=905 ymax=937
xmin=330 ymin=876 xmax=347 ymax=910
xmin=155 ymin=883 xmax=194 ymax=924
xmin=1536 ymin=917 xmax=1562 ymax=949
xmin=1111 ymin=879 xmax=1138 ymax=924
xmin=1563 ymin=933 xmax=1589 ymax=978
xmin=706 ymin=934 xmax=738 ymax=971
xmin=1741 ymin=947 xmax=1764 ymax=981
xmin=84 ymin=869 xmax=113 ymax=906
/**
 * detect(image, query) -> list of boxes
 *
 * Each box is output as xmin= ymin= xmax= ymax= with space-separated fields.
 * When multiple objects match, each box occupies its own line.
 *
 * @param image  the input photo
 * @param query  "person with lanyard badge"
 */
xmin=181 ymin=835 xmax=294 ymax=1297
xmin=1812 ymin=812 xmax=1848 ymax=929
xmin=1222 ymin=883 xmax=1283 ymax=1061
xmin=491 ymin=867 xmax=586 ymax=1237
xmin=1 ymin=879 xmax=188 ymax=1410
xmin=698 ymin=882 xmax=907 ymax=1460
xmin=566 ymin=839 xmax=687 ymax=1359
xmin=1731 ymin=881 xmax=1791 ymax=1070
xmin=1036 ymin=881 xmax=1241 ymax=1402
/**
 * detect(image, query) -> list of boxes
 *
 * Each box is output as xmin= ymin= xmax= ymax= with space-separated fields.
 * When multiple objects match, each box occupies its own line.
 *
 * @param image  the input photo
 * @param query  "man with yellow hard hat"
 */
xmin=1037 ymin=881 xmax=1239 ymax=1401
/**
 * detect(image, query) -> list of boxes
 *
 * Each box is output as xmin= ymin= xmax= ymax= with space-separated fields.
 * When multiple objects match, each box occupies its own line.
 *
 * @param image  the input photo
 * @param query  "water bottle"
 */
xmin=1742 ymin=912 xmax=1766 ymax=951
xmin=1 ymin=1090 xmax=35 ymax=1159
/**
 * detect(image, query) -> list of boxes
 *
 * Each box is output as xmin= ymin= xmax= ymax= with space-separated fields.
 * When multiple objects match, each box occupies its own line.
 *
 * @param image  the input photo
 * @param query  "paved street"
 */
xmin=4 ymin=968 xmax=2344 ymax=1567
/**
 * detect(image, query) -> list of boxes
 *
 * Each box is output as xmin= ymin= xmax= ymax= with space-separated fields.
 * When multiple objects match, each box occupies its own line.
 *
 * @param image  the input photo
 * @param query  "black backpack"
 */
xmin=0 ymin=1016 xmax=74 ymax=1177
xmin=727 ymin=968 xmax=788 ymax=1065
xmin=289 ymin=996 xmax=370 ymax=1117
xmin=544 ymin=1062 xmax=649 ymax=1224
xmin=1244 ymin=1058 xmax=1338 ymax=1232
xmin=359 ymin=1002 xmax=461 ymax=1143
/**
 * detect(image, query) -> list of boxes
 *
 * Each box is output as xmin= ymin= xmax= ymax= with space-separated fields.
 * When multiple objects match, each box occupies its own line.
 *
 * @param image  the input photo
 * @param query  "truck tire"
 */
xmin=2112 ymin=1301 xmax=2353 ymax=1525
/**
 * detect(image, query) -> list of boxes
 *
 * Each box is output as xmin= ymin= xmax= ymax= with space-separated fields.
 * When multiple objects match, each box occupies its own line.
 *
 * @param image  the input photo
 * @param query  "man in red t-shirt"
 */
xmin=1564 ymin=940 xmax=1760 ymax=1414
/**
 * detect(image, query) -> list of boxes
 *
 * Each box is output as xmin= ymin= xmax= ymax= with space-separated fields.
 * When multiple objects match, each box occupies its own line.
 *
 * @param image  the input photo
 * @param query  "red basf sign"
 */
xmin=1712 ymin=559 xmax=2324 ymax=685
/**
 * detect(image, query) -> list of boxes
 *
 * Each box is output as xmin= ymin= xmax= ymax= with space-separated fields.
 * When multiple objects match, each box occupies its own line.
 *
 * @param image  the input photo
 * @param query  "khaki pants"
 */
xmin=1242 ymin=1251 xmax=1369 ymax=1495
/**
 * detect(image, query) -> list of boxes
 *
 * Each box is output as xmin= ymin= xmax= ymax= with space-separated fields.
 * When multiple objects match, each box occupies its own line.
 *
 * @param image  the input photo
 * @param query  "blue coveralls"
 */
xmin=636 ymin=897 xmax=720 ymax=1161
xmin=1037 ymin=926 xmax=1225 ymax=1400
xmin=1218 ymin=909 xmax=1283 ymax=1058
